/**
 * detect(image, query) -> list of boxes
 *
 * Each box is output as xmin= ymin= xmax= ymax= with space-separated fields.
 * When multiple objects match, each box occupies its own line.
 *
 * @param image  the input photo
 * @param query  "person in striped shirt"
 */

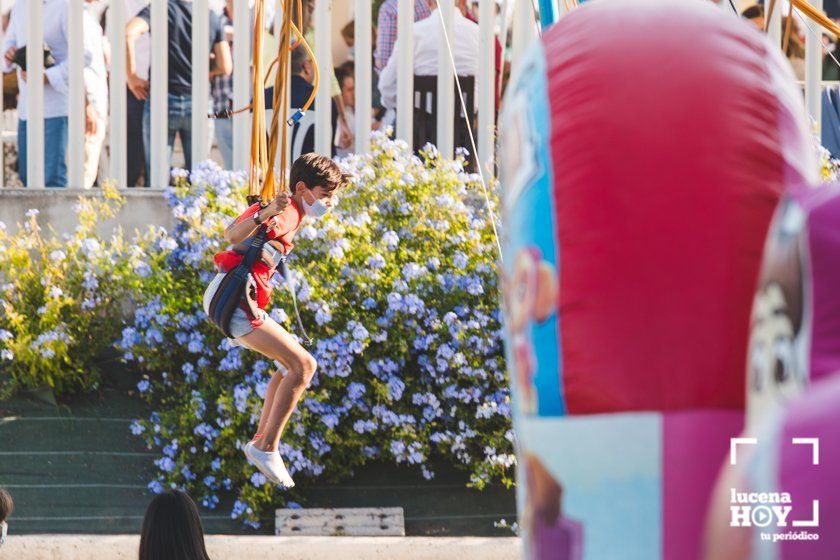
xmin=374 ymin=0 xmax=431 ymax=74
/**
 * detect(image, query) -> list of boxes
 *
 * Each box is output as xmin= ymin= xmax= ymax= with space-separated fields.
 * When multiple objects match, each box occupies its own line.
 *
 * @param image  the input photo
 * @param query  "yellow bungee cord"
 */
xmin=245 ymin=0 xmax=320 ymax=205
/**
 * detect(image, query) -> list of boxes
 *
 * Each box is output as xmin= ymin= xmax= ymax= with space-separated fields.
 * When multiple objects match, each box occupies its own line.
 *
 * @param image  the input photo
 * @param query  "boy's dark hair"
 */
xmin=139 ymin=491 xmax=210 ymax=560
xmin=0 ymin=488 xmax=13 ymax=522
xmin=290 ymin=153 xmax=347 ymax=195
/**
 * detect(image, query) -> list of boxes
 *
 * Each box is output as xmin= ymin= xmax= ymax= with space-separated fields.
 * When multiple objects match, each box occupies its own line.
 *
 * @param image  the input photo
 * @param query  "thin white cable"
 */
xmin=794 ymin=9 xmax=840 ymax=71
xmin=435 ymin=7 xmax=504 ymax=264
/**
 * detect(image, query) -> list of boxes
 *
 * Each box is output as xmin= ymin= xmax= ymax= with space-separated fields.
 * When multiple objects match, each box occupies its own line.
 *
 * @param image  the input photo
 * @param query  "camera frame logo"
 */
xmin=729 ymin=437 xmax=820 ymax=543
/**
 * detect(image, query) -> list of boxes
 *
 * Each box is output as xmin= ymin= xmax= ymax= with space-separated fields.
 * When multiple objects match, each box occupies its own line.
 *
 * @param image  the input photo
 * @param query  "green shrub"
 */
xmin=0 ymin=186 xmax=152 ymax=398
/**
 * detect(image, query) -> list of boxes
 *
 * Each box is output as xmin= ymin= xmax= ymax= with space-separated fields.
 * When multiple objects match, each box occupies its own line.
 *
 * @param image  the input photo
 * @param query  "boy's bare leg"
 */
xmin=252 ymin=369 xmax=283 ymax=440
xmin=239 ymin=319 xmax=316 ymax=452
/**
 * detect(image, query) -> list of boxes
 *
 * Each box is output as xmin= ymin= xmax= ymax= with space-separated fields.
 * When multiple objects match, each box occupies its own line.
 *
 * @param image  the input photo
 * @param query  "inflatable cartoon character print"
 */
xmin=505 ymin=248 xmax=558 ymax=414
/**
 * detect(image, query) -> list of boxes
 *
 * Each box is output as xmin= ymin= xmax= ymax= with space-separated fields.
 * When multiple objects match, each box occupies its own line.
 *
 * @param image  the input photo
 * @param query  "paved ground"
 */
xmin=2 ymin=535 xmax=523 ymax=560
xmin=0 ymin=369 xmax=517 ymax=536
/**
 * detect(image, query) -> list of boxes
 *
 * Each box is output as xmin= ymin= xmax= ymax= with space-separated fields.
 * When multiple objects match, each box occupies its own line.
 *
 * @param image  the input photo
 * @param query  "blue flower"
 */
xmin=382 ymin=230 xmax=399 ymax=248
xmin=181 ymin=465 xmax=196 ymax=481
xmin=346 ymin=382 xmax=365 ymax=401
xmin=387 ymin=377 xmax=406 ymax=401
xmin=367 ymin=253 xmax=386 ymax=269
xmin=137 ymin=380 xmax=150 ymax=393
xmin=453 ymin=252 xmax=468 ymax=270
xmin=155 ymin=457 xmax=176 ymax=473
xmin=250 ymin=472 xmax=267 ymax=487
xmin=147 ymin=480 xmax=164 ymax=494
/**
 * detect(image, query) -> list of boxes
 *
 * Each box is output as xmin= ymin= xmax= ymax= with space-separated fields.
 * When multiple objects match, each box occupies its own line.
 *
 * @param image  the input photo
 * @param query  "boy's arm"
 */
xmin=224 ymin=194 xmax=290 ymax=245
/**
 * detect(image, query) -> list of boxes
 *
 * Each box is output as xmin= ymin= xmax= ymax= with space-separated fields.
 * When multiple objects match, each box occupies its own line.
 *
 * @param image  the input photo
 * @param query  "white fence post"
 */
xmin=26 ymin=0 xmax=45 ymax=188
xmin=232 ymin=0 xmax=250 ymax=172
xmin=108 ymin=0 xmax=127 ymax=189
xmin=354 ymin=0 xmax=372 ymax=154
xmin=315 ymin=0 xmax=333 ymax=156
xmin=437 ymin=0 xmax=454 ymax=159
xmin=805 ymin=0 xmax=823 ymax=131
xmin=68 ymin=0 xmax=85 ymax=189
xmin=477 ymin=0 xmax=495 ymax=176
xmin=396 ymin=0 xmax=414 ymax=147
xmin=192 ymin=0 xmax=210 ymax=169
xmin=767 ymin=1 xmax=782 ymax=48
xmin=511 ymin=0 xmax=537 ymax=71
xmin=150 ymin=0 xmax=169 ymax=187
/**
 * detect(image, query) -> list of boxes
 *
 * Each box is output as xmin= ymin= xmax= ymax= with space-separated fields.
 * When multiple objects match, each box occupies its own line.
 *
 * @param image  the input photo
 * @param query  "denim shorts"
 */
xmin=203 ymin=272 xmax=270 ymax=339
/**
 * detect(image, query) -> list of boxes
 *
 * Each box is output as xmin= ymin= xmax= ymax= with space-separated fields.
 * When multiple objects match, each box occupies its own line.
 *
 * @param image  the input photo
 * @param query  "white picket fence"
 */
xmin=0 ymin=0 xmax=499 ymax=190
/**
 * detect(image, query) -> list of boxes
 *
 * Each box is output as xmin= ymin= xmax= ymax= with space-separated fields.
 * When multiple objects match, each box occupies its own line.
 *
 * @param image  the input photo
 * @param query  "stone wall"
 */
xmin=0 ymin=189 xmax=174 ymax=238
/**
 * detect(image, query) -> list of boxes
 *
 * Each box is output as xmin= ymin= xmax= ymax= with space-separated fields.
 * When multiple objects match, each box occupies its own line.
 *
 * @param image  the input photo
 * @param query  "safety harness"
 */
xmin=207 ymin=225 xmax=269 ymax=339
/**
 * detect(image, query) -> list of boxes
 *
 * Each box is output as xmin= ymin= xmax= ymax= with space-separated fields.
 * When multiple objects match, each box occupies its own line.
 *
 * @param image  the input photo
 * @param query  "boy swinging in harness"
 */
xmin=203 ymin=153 xmax=346 ymax=488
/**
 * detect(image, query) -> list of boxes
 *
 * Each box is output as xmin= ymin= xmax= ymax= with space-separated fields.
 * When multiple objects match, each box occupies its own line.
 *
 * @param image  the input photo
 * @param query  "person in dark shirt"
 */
xmin=126 ymin=0 xmax=231 ymax=179
xmin=264 ymin=47 xmax=338 ymax=157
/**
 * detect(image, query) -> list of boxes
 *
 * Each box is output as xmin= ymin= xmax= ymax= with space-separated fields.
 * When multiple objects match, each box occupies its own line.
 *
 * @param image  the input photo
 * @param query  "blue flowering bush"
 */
xmin=121 ymin=133 xmax=513 ymax=526
xmin=0 ymin=187 xmax=159 ymax=397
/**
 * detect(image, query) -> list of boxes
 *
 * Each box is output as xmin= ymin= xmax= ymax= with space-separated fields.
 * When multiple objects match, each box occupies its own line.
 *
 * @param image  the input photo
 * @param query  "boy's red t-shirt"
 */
xmin=213 ymin=199 xmax=303 ymax=309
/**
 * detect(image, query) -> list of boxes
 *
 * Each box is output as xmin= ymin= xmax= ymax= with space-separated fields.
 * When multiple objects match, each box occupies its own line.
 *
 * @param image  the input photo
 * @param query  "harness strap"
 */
xmin=208 ymin=225 xmax=269 ymax=338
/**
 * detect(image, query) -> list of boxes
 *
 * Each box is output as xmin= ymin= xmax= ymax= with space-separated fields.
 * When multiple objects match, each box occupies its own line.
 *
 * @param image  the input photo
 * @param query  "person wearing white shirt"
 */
xmin=83 ymin=0 xmax=108 ymax=189
xmin=377 ymin=0 xmax=479 ymax=112
xmin=1 ymin=0 xmax=71 ymax=187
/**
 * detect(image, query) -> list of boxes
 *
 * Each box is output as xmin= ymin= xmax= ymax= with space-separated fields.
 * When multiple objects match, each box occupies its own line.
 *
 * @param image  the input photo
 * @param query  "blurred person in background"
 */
xmin=126 ymin=0 xmax=231 ymax=180
xmin=278 ymin=46 xmax=337 ymax=155
xmin=139 ymin=491 xmax=212 ymax=560
xmin=83 ymin=0 xmax=108 ymax=188
xmin=1 ymin=0 xmax=71 ymax=187
xmin=341 ymin=19 xmax=355 ymax=61
xmin=741 ymin=4 xmax=764 ymax=30
xmin=334 ymin=64 xmax=355 ymax=157
xmin=340 ymin=20 xmax=384 ymax=125
xmin=211 ymin=0 xmax=235 ymax=169
xmin=378 ymin=0 xmax=479 ymax=111
xmin=125 ymin=0 xmax=150 ymax=186
xmin=294 ymin=0 xmax=352 ymax=150
xmin=374 ymin=0 xmax=431 ymax=74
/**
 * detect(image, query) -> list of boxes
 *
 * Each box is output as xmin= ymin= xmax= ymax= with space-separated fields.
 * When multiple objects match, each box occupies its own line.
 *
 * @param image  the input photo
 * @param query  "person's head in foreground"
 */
xmin=139 ymin=491 xmax=211 ymax=560
xmin=0 ymin=488 xmax=13 ymax=547
xmin=289 ymin=153 xmax=346 ymax=219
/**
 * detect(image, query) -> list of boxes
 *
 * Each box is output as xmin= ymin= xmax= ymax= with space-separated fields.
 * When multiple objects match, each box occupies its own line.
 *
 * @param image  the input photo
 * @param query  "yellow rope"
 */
xmin=789 ymin=0 xmax=840 ymax=37
xmin=249 ymin=0 xmax=320 ymax=204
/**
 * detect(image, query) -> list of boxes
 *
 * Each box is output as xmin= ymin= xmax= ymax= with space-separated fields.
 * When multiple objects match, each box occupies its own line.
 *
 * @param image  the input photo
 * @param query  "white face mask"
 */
xmin=303 ymin=196 xmax=330 ymax=219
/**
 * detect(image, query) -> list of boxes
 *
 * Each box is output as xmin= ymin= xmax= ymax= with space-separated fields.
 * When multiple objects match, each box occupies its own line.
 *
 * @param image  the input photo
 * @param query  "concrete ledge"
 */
xmin=1 ymin=535 xmax=521 ymax=560
xmin=0 ymin=188 xmax=174 ymax=238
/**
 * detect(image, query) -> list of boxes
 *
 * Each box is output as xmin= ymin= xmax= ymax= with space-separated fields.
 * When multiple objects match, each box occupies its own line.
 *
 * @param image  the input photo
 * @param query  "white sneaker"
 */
xmin=243 ymin=440 xmax=276 ymax=483
xmin=245 ymin=442 xmax=295 ymax=488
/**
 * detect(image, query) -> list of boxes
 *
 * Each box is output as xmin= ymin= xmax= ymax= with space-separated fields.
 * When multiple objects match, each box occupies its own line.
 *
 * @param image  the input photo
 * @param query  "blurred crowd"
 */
xmin=0 ymin=0 xmax=504 ymax=188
